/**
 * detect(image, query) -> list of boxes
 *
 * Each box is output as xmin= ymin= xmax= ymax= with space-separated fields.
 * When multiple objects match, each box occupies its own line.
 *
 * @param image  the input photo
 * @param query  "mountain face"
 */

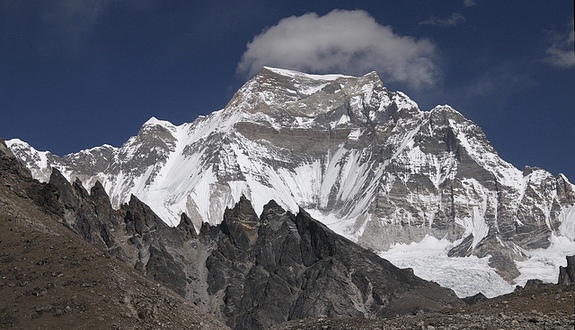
xmin=0 ymin=140 xmax=230 ymax=330
xmin=8 ymin=67 xmax=575 ymax=285
xmin=0 ymin=139 xmax=461 ymax=330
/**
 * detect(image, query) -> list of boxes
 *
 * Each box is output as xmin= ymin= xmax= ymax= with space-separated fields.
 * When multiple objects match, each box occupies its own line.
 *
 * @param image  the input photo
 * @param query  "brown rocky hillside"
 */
xmin=0 ymin=140 xmax=230 ymax=330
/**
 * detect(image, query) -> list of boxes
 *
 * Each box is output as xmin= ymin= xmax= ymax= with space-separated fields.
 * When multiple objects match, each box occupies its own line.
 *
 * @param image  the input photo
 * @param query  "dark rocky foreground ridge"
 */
xmin=0 ymin=141 xmax=229 ymax=329
xmin=272 ymin=261 xmax=575 ymax=329
xmin=273 ymin=267 xmax=575 ymax=330
xmin=1 ymin=137 xmax=574 ymax=330
xmin=40 ymin=153 xmax=464 ymax=328
xmin=1 ymin=138 xmax=462 ymax=329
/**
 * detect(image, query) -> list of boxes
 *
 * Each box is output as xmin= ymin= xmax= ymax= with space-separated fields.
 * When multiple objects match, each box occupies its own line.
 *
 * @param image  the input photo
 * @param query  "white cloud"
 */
xmin=463 ymin=0 xmax=476 ymax=8
xmin=237 ymin=10 xmax=440 ymax=89
xmin=544 ymin=22 xmax=575 ymax=69
xmin=419 ymin=13 xmax=465 ymax=27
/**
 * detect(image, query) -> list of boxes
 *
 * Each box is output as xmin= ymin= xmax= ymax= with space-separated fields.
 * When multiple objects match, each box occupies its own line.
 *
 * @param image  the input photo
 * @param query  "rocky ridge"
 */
xmin=272 ymin=262 xmax=575 ymax=330
xmin=7 ymin=67 xmax=575 ymax=290
xmin=0 ymin=139 xmax=463 ymax=329
xmin=46 ymin=167 xmax=463 ymax=329
xmin=0 ymin=140 xmax=229 ymax=329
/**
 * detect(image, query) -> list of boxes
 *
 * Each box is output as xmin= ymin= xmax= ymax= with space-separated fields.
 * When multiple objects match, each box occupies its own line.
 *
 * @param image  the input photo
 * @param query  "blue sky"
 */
xmin=1 ymin=1 xmax=574 ymax=179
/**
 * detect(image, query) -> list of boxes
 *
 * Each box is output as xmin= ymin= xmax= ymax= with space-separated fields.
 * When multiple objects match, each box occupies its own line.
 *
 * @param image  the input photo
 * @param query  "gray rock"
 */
xmin=205 ymin=199 xmax=463 ymax=330
xmin=27 ymin=161 xmax=463 ymax=330
xmin=557 ymin=255 xmax=575 ymax=285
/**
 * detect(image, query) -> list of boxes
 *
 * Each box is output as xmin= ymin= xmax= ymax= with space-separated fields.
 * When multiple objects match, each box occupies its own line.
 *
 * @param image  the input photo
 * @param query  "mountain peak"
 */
xmin=225 ymin=66 xmax=407 ymax=126
xmin=257 ymin=66 xmax=384 ymax=90
xmin=260 ymin=66 xmax=354 ymax=81
xmin=142 ymin=116 xmax=175 ymax=128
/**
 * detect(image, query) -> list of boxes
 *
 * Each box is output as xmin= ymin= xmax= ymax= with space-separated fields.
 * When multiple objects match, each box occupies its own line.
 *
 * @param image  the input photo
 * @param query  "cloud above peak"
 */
xmin=236 ymin=10 xmax=440 ymax=89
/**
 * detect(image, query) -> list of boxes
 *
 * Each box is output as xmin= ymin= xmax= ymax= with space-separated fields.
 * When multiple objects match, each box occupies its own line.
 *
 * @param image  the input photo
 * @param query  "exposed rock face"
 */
xmin=0 ymin=139 xmax=230 ymax=330
xmin=7 ymin=67 xmax=575 ymax=287
xmin=205 ymin=197 xmax=462 ymax=329
xmin=46 ymin=167 xmax=203 ymax=301
xmin=461 ymin=292 xmax=488 ymax=305
xmin=2 ymin=141 xmax=462 ymax=329
xmin=273 ymin=260 xmax=575 ymax=330
xmin=558 ymin=255 xmax=575 ymax=285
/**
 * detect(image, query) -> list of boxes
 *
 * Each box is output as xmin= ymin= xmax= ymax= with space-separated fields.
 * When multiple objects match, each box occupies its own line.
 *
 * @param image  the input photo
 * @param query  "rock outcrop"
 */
xmin=272 ymin=261 xmax=575 ymax=330
xmin=558 ymin=255 xmax=575 ymax=285
xmin=205 ymin=198 xmax=462 ymax=329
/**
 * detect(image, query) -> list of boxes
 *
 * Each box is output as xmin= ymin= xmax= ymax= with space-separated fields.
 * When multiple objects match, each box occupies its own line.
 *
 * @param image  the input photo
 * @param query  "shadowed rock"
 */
xmin=17 ymin=157 xmax=464 ymax=330
xmin=558 ymin=255 xmax=575 ymax=285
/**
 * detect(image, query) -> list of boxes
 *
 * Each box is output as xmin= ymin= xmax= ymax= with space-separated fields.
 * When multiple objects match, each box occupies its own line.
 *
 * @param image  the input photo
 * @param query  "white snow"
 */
xmin=263 ymin=66 xmax=351 ymax=81
xmin=379 ymin=231 xmax=575 ymax=298
xmin=392 ymin=91 xmax=418 ymax=110
xmin=143 ymin=116 xmax=174 ymax=127
xmin=6 ymin=138 xmax=50 ymax=169
xmin=336 ymin=114 xmax=350 ymax=126
xmin=455 ymin=208 xmax=489 ymax=250
xmin=293 ymin=116 xmax=315 ymax=129
xmin=299 ymin=82 xmax=329 ymax=96
xmin=348 ymin=128 xmax=361 ymax=140
xmin=514 ymin=234 xmax=575 ymax=286
xmin=379 ymin=235 xmax=515 ymax=298
xmin=558 ymin=205 xmax=575 ymax=240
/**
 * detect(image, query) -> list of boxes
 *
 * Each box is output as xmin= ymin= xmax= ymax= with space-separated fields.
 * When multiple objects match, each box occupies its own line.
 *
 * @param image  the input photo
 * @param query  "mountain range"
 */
xmin=0 ymin=138 xmax=465 ymax=329
xmin=7 ymin=66 xmax=575 ymax=296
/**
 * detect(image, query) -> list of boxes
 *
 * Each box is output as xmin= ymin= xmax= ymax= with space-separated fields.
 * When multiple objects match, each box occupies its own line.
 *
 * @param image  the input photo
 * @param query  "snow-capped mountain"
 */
xmin=8 ymin=67 xmax=575 ymax=292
